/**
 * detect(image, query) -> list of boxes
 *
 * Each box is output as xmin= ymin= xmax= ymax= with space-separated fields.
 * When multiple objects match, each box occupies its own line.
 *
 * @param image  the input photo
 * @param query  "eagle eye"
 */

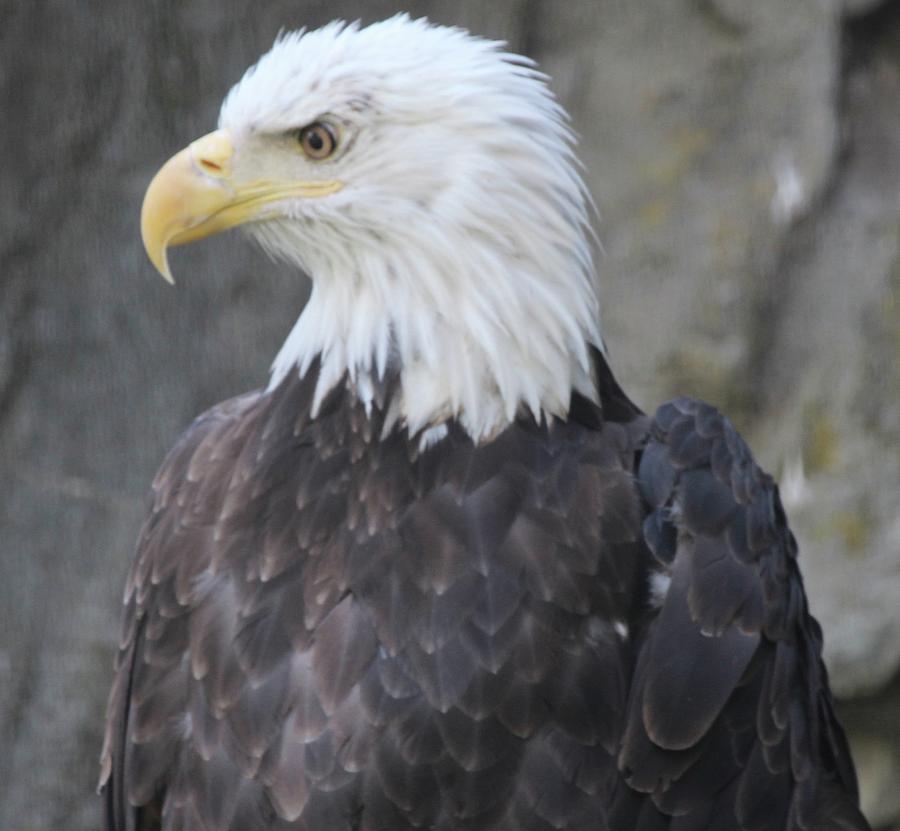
xmin=297 ymin=122 xmax=337 ymax=160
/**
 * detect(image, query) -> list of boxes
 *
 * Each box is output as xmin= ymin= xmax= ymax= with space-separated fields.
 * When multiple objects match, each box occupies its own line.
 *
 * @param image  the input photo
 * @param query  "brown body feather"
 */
xmin=100 ymin=354 xmax=868 ymax=830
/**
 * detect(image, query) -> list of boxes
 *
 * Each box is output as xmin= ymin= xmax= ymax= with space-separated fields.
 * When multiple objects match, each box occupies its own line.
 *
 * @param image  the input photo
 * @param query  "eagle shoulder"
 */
xmin=99 ymin=390 xmax=266 ymax=831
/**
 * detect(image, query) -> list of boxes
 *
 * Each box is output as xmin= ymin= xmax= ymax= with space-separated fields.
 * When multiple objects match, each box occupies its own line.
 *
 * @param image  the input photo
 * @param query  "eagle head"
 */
xmin=141 ymin=15 xmax=601 ymax=441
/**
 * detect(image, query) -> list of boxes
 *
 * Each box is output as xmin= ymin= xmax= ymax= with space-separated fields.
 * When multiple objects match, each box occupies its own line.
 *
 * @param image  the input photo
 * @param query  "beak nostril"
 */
xmin=199 ymin=158 xmax=223 ymax=174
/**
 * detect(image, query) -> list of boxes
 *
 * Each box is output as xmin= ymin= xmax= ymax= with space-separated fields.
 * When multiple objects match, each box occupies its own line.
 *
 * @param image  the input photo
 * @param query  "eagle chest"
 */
xmin=276 ymin=412 xmax=637 ymax=675
xmin=233 ymin=409 xmax=635 ymax=801
xmin=128 ymin=388 xmax=641 ymax=828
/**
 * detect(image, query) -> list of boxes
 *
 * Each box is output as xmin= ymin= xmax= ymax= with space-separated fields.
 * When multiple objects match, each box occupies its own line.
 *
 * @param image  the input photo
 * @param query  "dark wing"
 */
xmin=617 ymin=397 xmax=869 ymax=830
xmin=99 ymin=391 xmax=266 ymax=831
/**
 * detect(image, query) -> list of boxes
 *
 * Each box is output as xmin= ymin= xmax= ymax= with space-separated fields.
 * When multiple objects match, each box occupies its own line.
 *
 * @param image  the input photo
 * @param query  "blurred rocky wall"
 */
xmin=1 ymin=0 xmax=897 ymax=828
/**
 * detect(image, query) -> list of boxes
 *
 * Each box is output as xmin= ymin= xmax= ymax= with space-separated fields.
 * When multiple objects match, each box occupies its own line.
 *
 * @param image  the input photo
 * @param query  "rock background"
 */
xmin=1 ymin=0 xmax=897 ymax=828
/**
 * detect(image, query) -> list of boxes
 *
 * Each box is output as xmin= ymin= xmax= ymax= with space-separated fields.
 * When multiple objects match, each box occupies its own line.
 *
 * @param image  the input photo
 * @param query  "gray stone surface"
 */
xmin=2 ymin=1 xmax=897 ymax=829
xmin=775 ymin=21 xmax=900 ymax=701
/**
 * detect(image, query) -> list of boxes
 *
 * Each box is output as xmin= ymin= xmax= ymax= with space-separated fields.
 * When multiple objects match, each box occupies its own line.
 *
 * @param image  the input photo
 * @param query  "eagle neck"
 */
xmin=264 ymin=222 xmax=602 ymax=443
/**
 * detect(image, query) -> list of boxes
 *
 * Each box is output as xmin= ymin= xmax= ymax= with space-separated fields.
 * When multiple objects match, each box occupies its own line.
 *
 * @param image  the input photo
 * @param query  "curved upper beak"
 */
xmin=140 ymin=129 xmax=343 ymax=283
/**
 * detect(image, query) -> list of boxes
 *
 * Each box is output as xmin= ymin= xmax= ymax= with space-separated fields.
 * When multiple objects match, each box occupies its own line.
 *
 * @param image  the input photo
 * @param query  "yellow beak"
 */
xmin=140 ymin=129 xmax=343 ymax=283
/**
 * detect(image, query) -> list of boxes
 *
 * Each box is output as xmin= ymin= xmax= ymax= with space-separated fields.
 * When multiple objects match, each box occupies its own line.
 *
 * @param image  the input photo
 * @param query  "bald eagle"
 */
xmin=100 ymin=16 xmax=869 ymax=831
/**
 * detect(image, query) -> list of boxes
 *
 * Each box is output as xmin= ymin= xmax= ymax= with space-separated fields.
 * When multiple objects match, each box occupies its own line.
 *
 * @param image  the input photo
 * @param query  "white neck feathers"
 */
xmin=264 ymin=214 xmax=601 ymax=442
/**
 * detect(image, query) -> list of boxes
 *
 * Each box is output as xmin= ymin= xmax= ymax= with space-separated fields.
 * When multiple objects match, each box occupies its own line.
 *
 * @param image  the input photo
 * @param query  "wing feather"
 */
xmin=620 ymin=397 xmax=868 ymax=830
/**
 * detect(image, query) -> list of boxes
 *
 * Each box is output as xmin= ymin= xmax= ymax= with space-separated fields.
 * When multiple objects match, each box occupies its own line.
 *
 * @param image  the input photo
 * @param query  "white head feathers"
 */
xmin=220 ymin=15 xmax=602 ymax=441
